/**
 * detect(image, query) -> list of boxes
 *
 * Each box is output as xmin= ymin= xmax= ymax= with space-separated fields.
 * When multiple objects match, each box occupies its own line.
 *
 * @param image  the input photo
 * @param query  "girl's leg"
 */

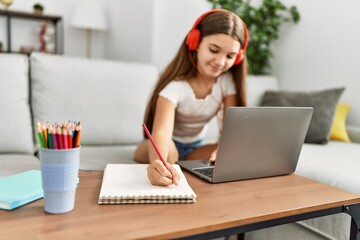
xmin=134 ymin=140 xmax=179 ymax=164
xmin=184 ymin=143 xmax=218 ymax=160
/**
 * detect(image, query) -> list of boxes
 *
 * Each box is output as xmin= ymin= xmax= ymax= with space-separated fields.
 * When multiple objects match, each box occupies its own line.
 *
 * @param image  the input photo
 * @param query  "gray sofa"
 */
xmin=1 ymin=52 xmax=359 ymax=240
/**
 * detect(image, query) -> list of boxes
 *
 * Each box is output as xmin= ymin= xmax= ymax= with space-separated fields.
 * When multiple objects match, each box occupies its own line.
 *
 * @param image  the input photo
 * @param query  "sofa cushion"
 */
xmin=0 ymin=154 xmax=40 ymax=178
xmin=30 ymin=53 xmax=158 ymax=145
xmin=0 ymin=54 xmax=35 ymax=153
xmin=79 ymin=145 xmax=136 ymax=171
xmin=347 ymin=125 xmax=360 ymax=143
xmin=296 ymin=142 xmax=360 ymax=194
xmin=260 ymin=88 xmax=344 ymax=144
xmin=330 ymin=103 xmax=351 ymax=143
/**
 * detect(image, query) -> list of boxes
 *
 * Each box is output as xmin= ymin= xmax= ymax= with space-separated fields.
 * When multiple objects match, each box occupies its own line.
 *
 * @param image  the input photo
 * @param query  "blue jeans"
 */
xmin=173 ymin=139 xmax=203 ymax=160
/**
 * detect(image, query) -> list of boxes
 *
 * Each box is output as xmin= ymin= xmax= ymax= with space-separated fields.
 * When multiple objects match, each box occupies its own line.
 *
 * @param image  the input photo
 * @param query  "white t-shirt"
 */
xmin=159 ymin=72 xmax=236 ymax=143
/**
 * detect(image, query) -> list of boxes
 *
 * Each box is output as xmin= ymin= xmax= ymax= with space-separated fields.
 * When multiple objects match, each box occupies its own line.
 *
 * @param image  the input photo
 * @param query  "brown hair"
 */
xmin=144 ymin=10 xmax=247 ymax=135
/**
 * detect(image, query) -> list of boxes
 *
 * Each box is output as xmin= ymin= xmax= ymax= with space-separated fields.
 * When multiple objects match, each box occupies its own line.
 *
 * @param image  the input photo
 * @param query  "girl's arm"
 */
xmin=147 ymin=96 xmax=179 ymax=186
xmin=150 ymin=96 xmax=176 ymax=163
xmin=223 ymin=94 xmax=238 ymax=113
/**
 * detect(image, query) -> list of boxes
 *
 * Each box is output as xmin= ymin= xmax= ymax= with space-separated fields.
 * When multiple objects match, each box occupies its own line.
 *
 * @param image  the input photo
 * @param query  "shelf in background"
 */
xmin=0 ymin=9 xmax=63 ymax=54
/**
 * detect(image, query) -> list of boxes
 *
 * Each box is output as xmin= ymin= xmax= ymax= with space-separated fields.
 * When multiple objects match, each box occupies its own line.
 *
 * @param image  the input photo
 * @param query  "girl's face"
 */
xmin=196 ymin=33 xmax=241 ymax=79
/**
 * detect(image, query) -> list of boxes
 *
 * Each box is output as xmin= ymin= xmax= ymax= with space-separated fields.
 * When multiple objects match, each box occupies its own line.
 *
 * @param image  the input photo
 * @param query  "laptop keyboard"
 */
xmin=193 ymin=167 xmax=214 ymax=178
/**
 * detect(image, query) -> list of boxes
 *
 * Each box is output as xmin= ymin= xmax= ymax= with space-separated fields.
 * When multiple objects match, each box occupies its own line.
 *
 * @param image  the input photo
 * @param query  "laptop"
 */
xmin=177 ymin=107 xmax=313 ymax=183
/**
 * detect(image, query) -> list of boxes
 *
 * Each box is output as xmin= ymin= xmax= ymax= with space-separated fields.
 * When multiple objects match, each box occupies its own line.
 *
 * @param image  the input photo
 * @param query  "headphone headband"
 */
xmin=189 ymin=9 xmax=228 ymax=35
xmin=185 ymin=9 xmax=248 ymax=65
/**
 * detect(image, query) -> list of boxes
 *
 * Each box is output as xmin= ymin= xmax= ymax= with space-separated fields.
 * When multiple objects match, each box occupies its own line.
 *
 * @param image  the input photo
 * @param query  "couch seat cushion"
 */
xmin=0 ymin=154 xmax=40 ymax=178
xmin=79 ymin=145 xmax=137 ymax=171
xmin=296 ymin=142 xmax=360 ymax=194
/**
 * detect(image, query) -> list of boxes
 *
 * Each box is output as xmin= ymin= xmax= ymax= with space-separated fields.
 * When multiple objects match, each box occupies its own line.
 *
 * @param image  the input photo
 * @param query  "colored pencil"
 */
xmin=37 ymin=124 xmax=46 ymax=149
xmin=57 ymin=125 xmax=64 ymax=149
xmin=41 ymin=122 xmax=48 ymax=148
xmin=52 ymin=125 xmax=58 ymax=149
xmin=63 ymin=126 xmax=68 ymax=149
xmin=142 ymin=123 xmax=171 ymax=172
xmin=36 ymin=121 xmax=81 ymax=149
xmin=47 ymin=125 xmax=54 ymax=149
xmin=67 ymin=127 xmax=73 ymax=149
xmin=73 ymin=122 xmax=81 ymax=148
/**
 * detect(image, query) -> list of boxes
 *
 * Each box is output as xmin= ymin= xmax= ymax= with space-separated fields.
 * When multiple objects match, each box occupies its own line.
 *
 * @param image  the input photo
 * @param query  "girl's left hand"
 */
xmin=209 ymin=147 xmax=218 ymax=163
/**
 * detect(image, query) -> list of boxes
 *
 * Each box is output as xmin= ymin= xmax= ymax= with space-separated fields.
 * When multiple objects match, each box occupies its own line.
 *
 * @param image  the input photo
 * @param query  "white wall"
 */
xmin=151 ymin=0 xmax=211 ymax=68
xmin=104 ymin=0 xmax=154 ymax=62
xmin=1 ymin=0 xmax=359 ymax=126
xmin=272 ymin=0 xmax=360 ymax=126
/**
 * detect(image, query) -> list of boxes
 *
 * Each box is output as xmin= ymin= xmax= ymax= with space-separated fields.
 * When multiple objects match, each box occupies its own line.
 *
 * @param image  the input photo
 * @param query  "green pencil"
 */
xmin=47 ymin=126 xmax=54 ymax=149
xmin=37 ymin=123 xmax=46 ymax=149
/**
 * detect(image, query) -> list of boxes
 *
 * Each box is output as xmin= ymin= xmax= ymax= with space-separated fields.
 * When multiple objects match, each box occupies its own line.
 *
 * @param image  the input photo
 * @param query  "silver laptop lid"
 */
xmin=212 ymin=107 xmax=313 ymax=183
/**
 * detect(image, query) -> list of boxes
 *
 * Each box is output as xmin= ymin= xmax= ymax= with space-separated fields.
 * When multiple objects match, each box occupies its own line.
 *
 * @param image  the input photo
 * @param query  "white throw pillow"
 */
xmin=0 ymin=54 xmax=35 ymax=153
xmin=30 ymin=53 xmax=158 ymax=145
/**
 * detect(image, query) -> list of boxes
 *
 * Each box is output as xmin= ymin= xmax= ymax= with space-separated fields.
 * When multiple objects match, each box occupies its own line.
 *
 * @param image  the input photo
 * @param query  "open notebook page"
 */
xmin=98 ymin=164 xmax=196 ymax=204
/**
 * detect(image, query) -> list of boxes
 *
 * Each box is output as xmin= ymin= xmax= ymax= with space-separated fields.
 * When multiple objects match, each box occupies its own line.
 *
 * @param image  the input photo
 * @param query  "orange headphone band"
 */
xmin=185 ymin=9 xmax=249 ymax=65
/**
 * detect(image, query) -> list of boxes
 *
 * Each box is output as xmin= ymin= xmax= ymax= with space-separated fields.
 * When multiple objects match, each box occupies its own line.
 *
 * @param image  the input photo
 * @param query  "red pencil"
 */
xmin=63 ymin=127 xmax=68 ymax=149
xmin=67 ymin=127 xmax=73 ymax=149
xmin=57 ymin=125 xmax=64 ymax=149
xmin=52 ymin=125 xmax=58 ymax=149
xmin=142 ymin=123 xmax=171 ymax=173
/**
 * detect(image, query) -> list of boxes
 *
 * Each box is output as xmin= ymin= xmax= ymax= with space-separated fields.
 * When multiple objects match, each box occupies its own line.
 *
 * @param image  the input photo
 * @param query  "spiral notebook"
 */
xmin=98 ymin=164 xmax=196 ymax=204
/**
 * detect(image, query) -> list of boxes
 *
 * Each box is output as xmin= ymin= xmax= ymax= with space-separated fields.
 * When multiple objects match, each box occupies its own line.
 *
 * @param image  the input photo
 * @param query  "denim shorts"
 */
xmin=173 ymin=139 xmax=203 ymax=160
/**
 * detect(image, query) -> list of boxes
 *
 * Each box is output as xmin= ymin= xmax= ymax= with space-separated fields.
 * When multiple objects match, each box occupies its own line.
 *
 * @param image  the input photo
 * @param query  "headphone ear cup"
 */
xmin=186 ymin=29 xmax=201 ymax=51
xmin=233 ymin=50 xmax=244 ymax=65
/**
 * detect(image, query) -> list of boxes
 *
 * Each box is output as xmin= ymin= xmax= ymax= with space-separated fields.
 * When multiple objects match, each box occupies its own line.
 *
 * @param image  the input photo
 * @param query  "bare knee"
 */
xmin=167 ymin=140 xmax=179 ymax=164
xmin=185 ymin=143 xmax=217 ymax=160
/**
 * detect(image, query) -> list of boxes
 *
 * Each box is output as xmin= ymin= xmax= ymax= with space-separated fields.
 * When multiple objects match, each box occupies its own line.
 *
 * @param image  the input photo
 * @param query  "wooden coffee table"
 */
xmin=1 ymin=171 xmax=359 ymax=239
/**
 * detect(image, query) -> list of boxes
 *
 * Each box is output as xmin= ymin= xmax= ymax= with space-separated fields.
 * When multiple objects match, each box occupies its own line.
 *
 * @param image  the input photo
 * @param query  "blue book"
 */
xmin=0 ymin=170 xmax=43 ymax=210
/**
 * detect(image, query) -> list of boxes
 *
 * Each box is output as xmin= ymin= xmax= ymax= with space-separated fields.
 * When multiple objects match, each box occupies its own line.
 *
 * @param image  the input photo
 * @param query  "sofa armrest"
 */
xmin=347 ymin=125 xmax=360 ymax=143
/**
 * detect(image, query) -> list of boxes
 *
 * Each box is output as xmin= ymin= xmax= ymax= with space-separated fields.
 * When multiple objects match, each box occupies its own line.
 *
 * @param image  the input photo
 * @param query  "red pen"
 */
xmin=142 ymin=123 xmax=172 ymax=173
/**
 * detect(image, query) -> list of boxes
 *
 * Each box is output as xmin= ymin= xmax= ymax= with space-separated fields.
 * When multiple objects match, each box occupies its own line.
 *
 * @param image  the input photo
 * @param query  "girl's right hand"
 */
xmin=147 ymin=160 xmax=180 ymax=186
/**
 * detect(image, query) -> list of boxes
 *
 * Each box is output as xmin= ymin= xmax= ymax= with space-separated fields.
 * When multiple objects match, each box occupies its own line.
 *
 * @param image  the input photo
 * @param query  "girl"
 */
xmin=134 ymin=9 xmax=248 ymax=186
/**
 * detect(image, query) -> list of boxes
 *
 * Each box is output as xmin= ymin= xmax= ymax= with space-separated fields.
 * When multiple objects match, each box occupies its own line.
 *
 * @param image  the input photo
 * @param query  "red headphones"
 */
xmin=185 ymin=9 xmax=249 ymax=65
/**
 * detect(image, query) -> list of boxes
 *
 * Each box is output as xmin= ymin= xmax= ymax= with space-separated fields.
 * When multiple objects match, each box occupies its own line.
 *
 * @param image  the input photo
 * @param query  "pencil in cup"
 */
xmin=47 ymin=124 xmax=54 ymax=149
xmin=41 ymin=122 xmax=48 ymax=148
xmin=37 ymin=123 xmax=46 ymax=149
xmin=51 ymin=125 xmax=59 ymax=150
xmin=72 ymin=122 xmax=81 ymax=148
xmin=36 ymin=121 xmax=82 ymax=149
